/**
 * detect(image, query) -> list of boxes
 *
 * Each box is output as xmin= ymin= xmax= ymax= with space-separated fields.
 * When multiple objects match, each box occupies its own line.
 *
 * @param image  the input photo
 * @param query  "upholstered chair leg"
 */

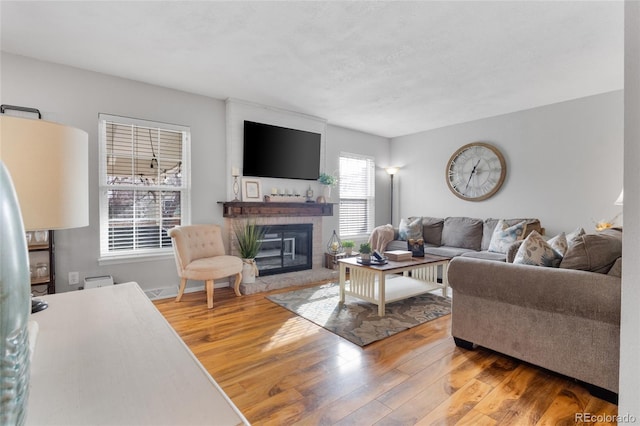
xmin=175 ymin=278 xmax=188 ymax=302
xmin=234 ymin=272 xmax=242 ymax=297
xmin=206 ymin=280 xmax=215 ymax=309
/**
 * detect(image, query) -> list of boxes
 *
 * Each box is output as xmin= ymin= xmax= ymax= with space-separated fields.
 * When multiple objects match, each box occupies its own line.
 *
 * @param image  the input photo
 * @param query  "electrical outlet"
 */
xmin=68 ymin=271 xmax=80 ymax=285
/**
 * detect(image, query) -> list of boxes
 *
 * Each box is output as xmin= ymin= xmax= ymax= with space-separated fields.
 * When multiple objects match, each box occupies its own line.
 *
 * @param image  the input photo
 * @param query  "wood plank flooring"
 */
xmin=153 ymin=283 xmax=618 ymax=425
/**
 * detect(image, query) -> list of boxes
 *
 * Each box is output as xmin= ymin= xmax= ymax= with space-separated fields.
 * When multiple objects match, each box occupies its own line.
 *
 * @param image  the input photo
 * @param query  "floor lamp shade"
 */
xmin=0 ymin=115 xmax=89 ymax=230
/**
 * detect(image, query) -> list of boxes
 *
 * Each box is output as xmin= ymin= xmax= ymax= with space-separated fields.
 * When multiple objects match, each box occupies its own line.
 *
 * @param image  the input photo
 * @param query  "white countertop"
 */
xmin=26 ymin=282 xmax=249 ymax=426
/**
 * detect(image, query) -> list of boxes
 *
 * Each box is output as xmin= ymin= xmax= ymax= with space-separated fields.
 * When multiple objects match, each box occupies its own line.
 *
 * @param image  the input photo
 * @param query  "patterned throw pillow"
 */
xmin=398 ymin=217 xmax=423 ymax=241
xmin=547 ymin=232 xmax=568 ymax=256
xmin=513 ymin=230 xmax=563 ymax=267
xmin=488 ymin=220 xmax=527 ymax=253
xmin=566 ymin=227 xmax=585 ymax=246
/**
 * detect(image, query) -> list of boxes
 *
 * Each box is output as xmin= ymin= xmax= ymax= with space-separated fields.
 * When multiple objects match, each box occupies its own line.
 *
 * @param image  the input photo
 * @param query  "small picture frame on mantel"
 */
xmin=241 ymin=178 xmax=262 ymax=202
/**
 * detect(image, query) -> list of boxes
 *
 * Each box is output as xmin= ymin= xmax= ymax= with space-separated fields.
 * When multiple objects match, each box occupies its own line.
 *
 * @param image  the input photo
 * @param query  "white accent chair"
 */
xmin=168 ymin=224 xmax=243 ymax=309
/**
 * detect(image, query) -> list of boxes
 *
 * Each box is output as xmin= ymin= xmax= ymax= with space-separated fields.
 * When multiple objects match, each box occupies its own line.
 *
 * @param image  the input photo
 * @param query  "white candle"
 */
xmin=271 ymin=187 xmax=278 ymax=195
xmin=231 ymin=167 xmax=240 ymax=176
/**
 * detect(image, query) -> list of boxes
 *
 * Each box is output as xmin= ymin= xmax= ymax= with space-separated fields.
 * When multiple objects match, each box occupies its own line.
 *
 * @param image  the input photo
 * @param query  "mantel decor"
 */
xmin=220 ymin=201 xmax=334 ymax=218
xmin=327 ymin=230 xmax=342 ymax=254
xmin=241 ymin=178 xmax=262 ymax=202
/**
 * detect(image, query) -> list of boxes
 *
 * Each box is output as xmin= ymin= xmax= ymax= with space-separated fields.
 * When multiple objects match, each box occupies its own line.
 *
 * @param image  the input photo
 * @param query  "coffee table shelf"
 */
xmin=338 ymin=255 xmax=450 ymax=316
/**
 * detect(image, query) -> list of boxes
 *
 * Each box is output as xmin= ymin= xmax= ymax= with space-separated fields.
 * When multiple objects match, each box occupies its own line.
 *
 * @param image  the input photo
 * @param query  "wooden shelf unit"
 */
xmin=27 ymin=230 xmax=55 ymax=295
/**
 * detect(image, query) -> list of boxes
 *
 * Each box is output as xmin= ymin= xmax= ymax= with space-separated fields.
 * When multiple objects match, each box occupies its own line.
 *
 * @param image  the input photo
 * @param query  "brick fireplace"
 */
xmin=221 ymin=201 xmax=334 ymax=272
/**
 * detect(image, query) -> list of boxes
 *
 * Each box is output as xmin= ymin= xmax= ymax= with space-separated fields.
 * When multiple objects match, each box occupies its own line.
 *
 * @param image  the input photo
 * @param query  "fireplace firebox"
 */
xmin=255 ymin=224 xmax=313 ymax=276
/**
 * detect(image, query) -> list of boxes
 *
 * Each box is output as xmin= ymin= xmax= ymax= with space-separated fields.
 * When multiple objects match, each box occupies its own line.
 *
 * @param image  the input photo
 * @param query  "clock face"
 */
xmin=446 ymin=142 xmax=506 ymax=201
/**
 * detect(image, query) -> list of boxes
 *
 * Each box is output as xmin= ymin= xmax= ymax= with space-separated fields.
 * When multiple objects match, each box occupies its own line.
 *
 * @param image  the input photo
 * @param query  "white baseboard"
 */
xmin=144 ymin=280 xmax=231 ymax=300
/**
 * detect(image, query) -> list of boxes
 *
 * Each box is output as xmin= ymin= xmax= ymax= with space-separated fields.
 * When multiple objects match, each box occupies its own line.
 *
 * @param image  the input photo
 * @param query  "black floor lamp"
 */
xmin=385 ymin=167 xmax=399 ymax=224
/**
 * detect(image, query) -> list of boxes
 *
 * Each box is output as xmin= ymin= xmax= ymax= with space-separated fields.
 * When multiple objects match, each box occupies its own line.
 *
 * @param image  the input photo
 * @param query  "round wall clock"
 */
xmin=446 ymin=142 xmax=506 ymax=201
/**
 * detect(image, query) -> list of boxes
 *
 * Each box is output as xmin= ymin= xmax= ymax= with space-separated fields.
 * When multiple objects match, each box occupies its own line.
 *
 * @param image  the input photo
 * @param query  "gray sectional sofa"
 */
xmin=448 ymin=228 xmax=622 ymax=403
xmin=385 ymin=216 xmax=544 ymax=261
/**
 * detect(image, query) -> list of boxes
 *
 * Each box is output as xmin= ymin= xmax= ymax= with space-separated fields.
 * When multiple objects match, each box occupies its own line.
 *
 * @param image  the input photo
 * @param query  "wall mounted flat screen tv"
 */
xmin=243 ymin=120 xmax=321 ymax=180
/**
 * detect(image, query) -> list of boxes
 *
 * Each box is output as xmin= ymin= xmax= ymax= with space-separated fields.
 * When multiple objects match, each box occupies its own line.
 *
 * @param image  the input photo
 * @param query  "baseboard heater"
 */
xmin=84 ymin=275 xmax=114 ymax=289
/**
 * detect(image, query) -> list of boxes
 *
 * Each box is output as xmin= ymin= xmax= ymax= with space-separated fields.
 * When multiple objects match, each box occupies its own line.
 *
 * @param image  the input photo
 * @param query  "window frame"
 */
xmin=338 ymin=152 xmax=376 ymax=238
xmin=98 ymin=113 xmax=191 ymax=263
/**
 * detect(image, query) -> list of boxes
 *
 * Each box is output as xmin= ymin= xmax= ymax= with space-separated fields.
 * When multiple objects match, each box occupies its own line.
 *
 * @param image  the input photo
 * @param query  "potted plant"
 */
xmin=359 ymin=242 xmax=372 ymax=262
xmin=234 ymin=221 xmax=266 ymax=284
xmin=342 ymin=240 xmax=355 ymax=255
xmin=318 ymin=172 xmax=338 ymax=201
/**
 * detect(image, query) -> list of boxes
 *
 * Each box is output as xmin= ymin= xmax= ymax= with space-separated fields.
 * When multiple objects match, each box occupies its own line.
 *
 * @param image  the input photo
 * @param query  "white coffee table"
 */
xmin=338 ymin=254 xmax=450 ymax=316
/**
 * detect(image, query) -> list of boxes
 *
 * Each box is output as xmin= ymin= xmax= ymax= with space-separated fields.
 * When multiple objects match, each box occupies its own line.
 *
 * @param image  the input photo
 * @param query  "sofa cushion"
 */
xmin=608 ymin=257 xmax=622 ymax=278
xmin=424 ymin=246 xmax=477 ymax=258
xmin=560 ymin=228 xmax=622 ymax=274
xmin=398 ymin=217 xmax=423 ymax=241
xmin=514 ymin=231 xmax=563 ymax=268
xmin=481 ymin=218 xmax=543 ymax=250
xmin=488 ymin=220 xmax=527 ymax=253
xmin=441 ymin=217 xmax=483 ymax=251
xmin=420 ymin=217 xmax=444 ymax=245
xmin=460 ymin=250 xmax=507 ymax=262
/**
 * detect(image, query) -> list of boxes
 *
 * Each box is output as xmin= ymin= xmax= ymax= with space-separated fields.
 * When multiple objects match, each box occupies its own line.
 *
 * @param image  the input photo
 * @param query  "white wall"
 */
xmin=325 ymin=124 xmax=391 ymax=246
xmin=224 ymin=99 xmax=390 ymax=248
xmin=225 ymin=98 xmax=328 ymax=202
xmin=390 ymin=91 xmax=623 ymax=236
xmin=1 ymin=53 xmax=227 ymax=295
xmin=619 ymin=0 xmax=640 ymax=414
xmin=1 ymin=52 xmax=391 ymax=295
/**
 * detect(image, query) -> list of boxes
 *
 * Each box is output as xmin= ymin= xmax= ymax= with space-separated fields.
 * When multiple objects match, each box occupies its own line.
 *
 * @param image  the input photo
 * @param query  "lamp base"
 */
xmin=31 ymin=298 xmax=48 ymax=314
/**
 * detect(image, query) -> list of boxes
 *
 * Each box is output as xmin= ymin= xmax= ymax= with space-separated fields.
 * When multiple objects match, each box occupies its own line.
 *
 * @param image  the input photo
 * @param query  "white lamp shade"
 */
xmin=0 ymin=115 xmax=89 ymax=230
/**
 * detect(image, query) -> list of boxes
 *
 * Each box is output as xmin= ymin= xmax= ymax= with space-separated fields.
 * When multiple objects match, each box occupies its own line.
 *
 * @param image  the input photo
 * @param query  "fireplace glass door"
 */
xmin=255 ymin=224 xmax=312 ymax=276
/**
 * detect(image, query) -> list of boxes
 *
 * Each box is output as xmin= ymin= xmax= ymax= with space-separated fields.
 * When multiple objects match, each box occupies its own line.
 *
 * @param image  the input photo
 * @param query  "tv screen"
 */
xmin=243 ymin=121 xmax=321 ymax=180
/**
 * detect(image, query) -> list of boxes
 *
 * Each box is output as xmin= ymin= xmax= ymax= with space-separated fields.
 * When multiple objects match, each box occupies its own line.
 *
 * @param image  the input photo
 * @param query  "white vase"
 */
xmin=322 ymin=185 xmax=331 ymax=201
xmin=242 ymin=259 xmax=257 ymax=284
xmin=0 ymin=162 xmax=31 ymax=424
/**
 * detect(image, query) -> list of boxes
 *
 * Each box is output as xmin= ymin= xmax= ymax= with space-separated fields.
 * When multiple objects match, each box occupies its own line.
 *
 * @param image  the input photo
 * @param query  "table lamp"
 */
xmin=0 ymin=107 xmax=88 ymax=425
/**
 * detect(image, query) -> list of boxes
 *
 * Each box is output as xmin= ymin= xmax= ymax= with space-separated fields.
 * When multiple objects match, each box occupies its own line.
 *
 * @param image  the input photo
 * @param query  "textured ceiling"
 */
xmin=0 ymin=1 xmax=624 ymax=138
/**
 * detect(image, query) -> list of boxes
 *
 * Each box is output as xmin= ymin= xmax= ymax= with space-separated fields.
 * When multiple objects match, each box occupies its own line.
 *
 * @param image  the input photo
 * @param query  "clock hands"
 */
xmin=465 ymin=160 xmax=481 ymax=191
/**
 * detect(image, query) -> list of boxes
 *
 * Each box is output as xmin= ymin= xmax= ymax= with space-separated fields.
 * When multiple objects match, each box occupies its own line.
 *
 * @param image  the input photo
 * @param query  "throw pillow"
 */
xmin=488 ymin=220 xmax=527 ymax=253
xmin=560 ymin=229 xmax=622 ymax=273
xmin=547 ymin=232 xmax=568 ymax=256
xmin=566 ymin=227 xmax=585 ymax=246
xmin=513 ymin=230 xmax=563 ymax=267
xmin=398 ymin=217 xmax=423 ymax=241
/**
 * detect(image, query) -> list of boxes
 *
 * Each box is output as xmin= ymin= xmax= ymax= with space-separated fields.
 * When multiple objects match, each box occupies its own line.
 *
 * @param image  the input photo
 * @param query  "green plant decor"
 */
xmin=234 ymin=221 xmax=266 ymax=259
xmin=342 ymin=240 xmax=355 ymax=248
xmin=359 ymin=243 xmax=372 ymax=254
xmin=318 ymin=172 xmax=338 ymax=186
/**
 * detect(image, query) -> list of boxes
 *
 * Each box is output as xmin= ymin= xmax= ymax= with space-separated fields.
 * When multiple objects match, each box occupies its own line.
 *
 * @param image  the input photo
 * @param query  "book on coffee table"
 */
xmin=384 ymin=250 xmax=413 ymax=261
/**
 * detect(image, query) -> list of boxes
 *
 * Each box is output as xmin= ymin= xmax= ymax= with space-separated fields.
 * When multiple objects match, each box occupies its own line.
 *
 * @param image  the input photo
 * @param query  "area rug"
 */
xmin=266 ymin=281 xmax=451 ymax=346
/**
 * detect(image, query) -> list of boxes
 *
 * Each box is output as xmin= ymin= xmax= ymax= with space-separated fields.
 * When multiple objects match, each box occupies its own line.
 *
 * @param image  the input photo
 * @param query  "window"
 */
xmin=339 ymin=153 xmax=375 ymax=237
xmin=98 ymin=114 xmax=190 ymax=260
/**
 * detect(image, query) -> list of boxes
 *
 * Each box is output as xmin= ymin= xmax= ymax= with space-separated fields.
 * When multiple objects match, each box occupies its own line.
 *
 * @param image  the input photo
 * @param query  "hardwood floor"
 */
xmin=153 ymin=283 xmax=618 ymax=425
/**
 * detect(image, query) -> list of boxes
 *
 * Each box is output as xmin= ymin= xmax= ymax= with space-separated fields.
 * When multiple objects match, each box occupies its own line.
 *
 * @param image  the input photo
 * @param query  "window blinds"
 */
xmin=339 ymin=154 xmax=375 ymax=237
xmin=99 ymin=115 xmax=189 ymax=258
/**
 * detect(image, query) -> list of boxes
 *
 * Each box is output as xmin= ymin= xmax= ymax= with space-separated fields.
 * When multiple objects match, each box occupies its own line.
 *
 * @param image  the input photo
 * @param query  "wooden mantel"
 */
xmin=220 ymin=201 xmax=334 ymax=218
